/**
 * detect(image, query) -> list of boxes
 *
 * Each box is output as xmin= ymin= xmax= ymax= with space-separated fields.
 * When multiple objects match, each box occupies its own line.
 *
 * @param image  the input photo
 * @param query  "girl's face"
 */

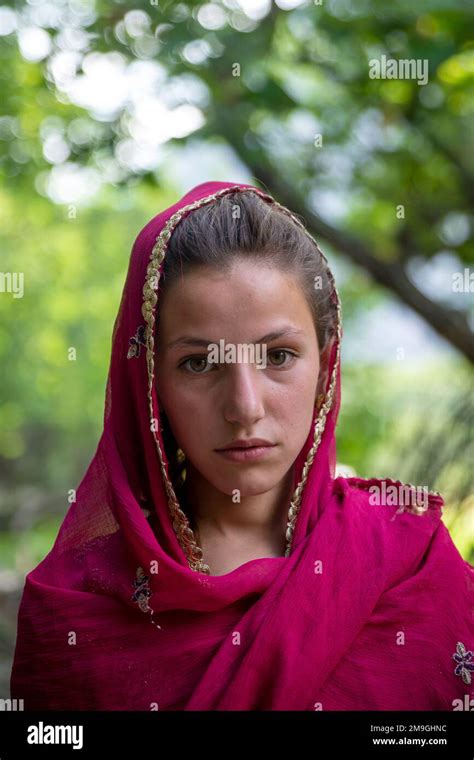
xmin=155 ymin=259 xmax=321 ymax=498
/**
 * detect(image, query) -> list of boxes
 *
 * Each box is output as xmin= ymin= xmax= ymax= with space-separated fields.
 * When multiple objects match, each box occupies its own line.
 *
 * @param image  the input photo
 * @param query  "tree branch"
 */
xmin=206 ymin=113 xmax=473 ymax=361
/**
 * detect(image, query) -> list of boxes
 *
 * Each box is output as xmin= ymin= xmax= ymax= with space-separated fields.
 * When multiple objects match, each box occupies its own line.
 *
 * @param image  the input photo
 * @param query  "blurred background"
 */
xmin=0 ymin=0 xmax=473 ymax=696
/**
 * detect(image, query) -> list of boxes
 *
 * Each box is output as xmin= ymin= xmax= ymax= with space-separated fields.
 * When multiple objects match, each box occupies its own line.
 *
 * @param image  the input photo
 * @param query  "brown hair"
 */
xmin=157 ymin=190 xmax=338 ymax=356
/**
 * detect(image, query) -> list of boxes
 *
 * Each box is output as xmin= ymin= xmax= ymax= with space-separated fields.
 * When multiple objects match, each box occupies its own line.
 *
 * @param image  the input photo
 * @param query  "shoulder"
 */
xmin=330 ymin=474 xmax=450 ymax=586
xmin=333 ymin=474 xmax=444 ymax=520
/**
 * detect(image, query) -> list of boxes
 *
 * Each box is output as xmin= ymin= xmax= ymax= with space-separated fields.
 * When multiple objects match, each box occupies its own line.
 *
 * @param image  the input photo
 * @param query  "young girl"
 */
xmin=10 ymin=181 xmax=473 ymax=710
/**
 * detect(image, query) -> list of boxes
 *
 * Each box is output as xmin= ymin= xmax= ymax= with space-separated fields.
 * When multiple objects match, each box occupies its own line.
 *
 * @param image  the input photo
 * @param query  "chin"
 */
xmin=211 ymin=473 xmax=284 ymax=499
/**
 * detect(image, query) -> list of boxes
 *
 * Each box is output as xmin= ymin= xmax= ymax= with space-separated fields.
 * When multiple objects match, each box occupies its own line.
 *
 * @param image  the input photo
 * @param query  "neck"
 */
xmin=182 ymin=464 xmax=295 ymax=552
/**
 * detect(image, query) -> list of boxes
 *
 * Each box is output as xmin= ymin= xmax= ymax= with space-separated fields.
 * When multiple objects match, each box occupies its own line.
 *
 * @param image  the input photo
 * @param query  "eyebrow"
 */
xmin=165 ymin=327 xmax=305 ymax=350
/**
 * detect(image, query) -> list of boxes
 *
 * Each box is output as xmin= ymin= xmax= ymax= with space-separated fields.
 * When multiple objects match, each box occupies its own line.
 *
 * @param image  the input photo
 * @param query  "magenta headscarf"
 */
xmin=10 ymin=181 xmax=473 ymax=710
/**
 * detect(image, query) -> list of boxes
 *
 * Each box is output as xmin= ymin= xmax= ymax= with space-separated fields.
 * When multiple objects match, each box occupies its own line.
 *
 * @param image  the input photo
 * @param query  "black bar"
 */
xmin=0 ymin=710 xmax=472 ymax=757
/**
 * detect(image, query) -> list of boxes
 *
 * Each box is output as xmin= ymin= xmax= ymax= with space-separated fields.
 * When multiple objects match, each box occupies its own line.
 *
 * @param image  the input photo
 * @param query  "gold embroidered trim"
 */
xmin=344 ymin=476 xmax=442 ymax=518
xmin=267 ymin=200 xmax=342 ymax=555
xmin=140 ymin=185 xmax=343 ymax=574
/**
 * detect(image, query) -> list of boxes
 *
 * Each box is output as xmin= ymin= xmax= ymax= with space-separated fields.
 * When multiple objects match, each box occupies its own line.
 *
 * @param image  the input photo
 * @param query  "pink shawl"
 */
xmin=10 ymin=181 xmax=474 ymax=710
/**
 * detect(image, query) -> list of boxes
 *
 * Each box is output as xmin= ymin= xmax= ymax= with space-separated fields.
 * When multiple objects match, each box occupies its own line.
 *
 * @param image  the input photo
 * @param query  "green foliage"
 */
xmin=0 ymin=181 xmax=175 ymax=487
xmin=337 ymin=359 xmax=474 ymax=562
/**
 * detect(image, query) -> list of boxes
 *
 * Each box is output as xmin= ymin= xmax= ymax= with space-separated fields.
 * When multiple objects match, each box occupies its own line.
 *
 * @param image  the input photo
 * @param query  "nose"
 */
xmin=222 ymin=362 xmax=265 ymax=426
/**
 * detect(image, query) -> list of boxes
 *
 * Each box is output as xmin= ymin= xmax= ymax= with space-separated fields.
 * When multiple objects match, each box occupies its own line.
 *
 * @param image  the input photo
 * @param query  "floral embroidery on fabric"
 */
xmin=452 ymin=641 xmax=474 ymax=684
xmin=131 ymin=566 xmax=162 ymax=629
xmin=127 ymin=324 xmax=146 ymax=359
xmin=132 ymin=566 xmax=152 ymax=612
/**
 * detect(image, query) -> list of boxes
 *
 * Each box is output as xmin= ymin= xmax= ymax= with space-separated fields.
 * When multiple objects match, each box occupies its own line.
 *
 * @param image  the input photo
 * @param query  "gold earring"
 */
xmin=176 ymin=447 xmax=186 ymax=488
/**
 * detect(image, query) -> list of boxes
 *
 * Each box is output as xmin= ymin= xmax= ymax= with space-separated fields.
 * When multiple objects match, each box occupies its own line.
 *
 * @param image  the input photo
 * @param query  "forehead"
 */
xmin=156 ymin=260 xmax=313 ymax=336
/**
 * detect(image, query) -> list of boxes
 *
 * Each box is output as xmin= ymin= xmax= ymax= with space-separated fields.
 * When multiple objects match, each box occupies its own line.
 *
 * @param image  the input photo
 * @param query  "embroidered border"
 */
xmin=344 ymin=476 xmax=443 ymax=517
xmin=131 ymin=566 xmax=162 ymax=629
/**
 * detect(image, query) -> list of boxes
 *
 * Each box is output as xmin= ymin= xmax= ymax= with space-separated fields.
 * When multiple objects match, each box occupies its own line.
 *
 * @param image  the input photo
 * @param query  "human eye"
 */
xmin=178 ymin=355 xmax=217 ymax=374
xmin=267 ymin=349 xmax=297 ymax=368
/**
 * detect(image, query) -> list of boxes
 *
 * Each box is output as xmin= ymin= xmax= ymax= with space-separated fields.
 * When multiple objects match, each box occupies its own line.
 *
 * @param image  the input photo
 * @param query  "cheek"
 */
xmin=156 ymin=363 xmax=200 ymax=414
xmin=274 ymin=394 xmax=315 ymax=448
xmin=269 ymin=368 xmax=318 ymax=443
xmin=158 ymin=381 xmax=212 ymax=448
xmin=268 ymin=361 xmax=318 ymax=414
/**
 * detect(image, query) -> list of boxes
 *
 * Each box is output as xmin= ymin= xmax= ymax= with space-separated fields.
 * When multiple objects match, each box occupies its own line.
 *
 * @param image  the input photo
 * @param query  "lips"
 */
xmin=214 ymin=439 xmax=277 ymax=464
xmin=215 ymin=438 xmax=274 ymax=451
